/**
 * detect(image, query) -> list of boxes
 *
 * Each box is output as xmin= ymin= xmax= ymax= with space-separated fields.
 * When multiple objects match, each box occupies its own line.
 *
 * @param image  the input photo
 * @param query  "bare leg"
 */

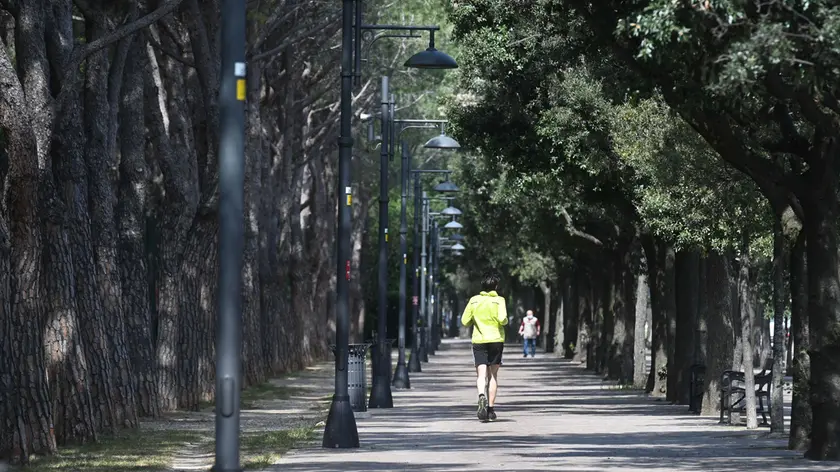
xmin=476 ymin=364 xmax=488 ymax=397
xmin=488 ymin=364 xmax=500 ymax=407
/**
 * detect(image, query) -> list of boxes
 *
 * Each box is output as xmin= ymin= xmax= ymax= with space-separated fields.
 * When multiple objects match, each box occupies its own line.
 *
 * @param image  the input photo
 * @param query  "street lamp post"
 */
xmin=374 ymin=119 xmax=453 ymax=389
xmin=430 ymin=220 xmax=439 ymax=355
xmin=368 ymin=76 xmax=393 ymax=409
xmin=409 ymin=173 xmax=423 ymax=372
xmin=324 ymin=0 xmax=458 ymax=448
xmin=393 ymin=141 xmax=411 ymax=388
xmin=420 ymin=193 xmax=430 ymax=362
xmin=213 ymin=1 xmax=246 ymax=470
xmin=322 ymin=0 xmax=360 ymax=449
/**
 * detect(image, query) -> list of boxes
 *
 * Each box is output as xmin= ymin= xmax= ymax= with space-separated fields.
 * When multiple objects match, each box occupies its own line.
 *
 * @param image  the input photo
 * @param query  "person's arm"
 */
xmin=497 ymin=297 xmax=509 ymax=326
xmin=461 ymin=298 xmax=475 ymax=327
xmin=518 ymin=320 xmax=525 ymax=335
xmin=536 ymin=319 xmax=541 ymax=336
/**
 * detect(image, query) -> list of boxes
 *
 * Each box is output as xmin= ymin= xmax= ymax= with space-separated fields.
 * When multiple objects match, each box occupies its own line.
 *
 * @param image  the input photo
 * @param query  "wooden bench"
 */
xmin=719 ymin=369 xmax=772 ymax=426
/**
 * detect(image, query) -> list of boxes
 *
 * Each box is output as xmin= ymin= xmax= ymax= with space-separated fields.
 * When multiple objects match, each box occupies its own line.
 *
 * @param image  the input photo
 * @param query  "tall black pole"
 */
xmin=432 ymin=221 xmax=440 ymax=351
xmin=393 ymin=140 xmax=411 ymax=388
xmin=369 ymin=76 xmax=394 ymax=408
xmin=323 ymin=0 xmax=359 ymax=449
xmin=427 ymin=219 xmax=436 ymax=356
xmin=408 ymin=173 xmax=423 ymax=372
xmin=420 ymin=195 xmax=429 ymax=362
xmin=450 ymin=294 xmax=461 ymax=338
xmin=213 ymin=1 xmax=246 ymax=470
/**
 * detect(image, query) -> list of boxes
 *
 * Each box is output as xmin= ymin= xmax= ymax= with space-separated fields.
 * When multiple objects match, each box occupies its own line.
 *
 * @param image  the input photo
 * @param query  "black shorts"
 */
xmin=472 ymin=342 xmax=504 ymax=366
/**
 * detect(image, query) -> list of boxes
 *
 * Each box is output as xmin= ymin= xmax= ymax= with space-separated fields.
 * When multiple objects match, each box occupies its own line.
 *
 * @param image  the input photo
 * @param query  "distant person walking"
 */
xmin=519 ymin=310 xmax=540 ymax=358
xmin=461 ymin=272 xmax=508 ymax=422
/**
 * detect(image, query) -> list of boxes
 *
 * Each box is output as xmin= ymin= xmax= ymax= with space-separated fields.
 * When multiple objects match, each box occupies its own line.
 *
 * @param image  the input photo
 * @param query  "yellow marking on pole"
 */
xmin=346 ymin=194 xmax=352 ymax=206
xmin=236 ymin=79 xmax=246 ymax=100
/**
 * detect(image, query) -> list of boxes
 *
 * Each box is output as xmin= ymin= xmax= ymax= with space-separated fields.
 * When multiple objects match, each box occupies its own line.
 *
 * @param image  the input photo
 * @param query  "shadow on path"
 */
xmin=270 ymin=339 xmax=831 ymax=472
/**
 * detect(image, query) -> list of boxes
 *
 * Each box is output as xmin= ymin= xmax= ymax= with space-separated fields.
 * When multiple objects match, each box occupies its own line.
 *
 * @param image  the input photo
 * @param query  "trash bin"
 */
xmin=347 ymin=344 xmax=371 ymax=412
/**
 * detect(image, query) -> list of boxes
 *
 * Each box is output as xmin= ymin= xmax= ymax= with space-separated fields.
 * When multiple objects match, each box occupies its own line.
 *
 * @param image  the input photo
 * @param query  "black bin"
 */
xmin=347 ymin=343 xmax=371 ymax=412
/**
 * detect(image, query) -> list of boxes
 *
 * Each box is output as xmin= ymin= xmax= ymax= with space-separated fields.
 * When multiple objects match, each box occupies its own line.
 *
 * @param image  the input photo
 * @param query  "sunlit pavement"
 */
xmin=269 ymin=339 xmax=834 ymax=472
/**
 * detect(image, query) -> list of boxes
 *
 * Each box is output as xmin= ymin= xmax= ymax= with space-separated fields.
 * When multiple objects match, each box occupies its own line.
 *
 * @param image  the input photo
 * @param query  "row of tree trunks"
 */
xmin=0 ymin=1 xmax=350 ymax=462
xmin=564 ymin=236 xmax=786 ymax=424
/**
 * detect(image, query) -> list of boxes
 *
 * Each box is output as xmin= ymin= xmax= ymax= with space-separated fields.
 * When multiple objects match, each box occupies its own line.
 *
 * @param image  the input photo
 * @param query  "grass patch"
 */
xmin=241 ymin=427 xmax=317 ymax=470
xmin=18 ymin=428 xmax=205 ymax=472
xmin=240 ymin=382 xmax=305 ymax=408
xmin=199 ymin=382 xmax=306 ymax=411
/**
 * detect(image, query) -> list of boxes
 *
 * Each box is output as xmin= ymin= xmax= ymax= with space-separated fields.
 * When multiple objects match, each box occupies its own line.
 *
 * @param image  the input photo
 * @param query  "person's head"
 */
xmin=526 ymin=310 xmax=534 ymax=318
xmin=481 ymin=272 xmax=500 ymax=292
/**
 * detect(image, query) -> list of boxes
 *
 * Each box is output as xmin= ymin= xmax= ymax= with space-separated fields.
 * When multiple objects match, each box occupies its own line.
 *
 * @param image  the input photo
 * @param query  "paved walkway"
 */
xmin=272 ymin=339 xmax=835 ymax=472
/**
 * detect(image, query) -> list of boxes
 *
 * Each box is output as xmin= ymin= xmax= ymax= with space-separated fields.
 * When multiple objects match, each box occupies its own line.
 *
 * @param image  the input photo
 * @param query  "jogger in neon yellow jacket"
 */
xmin=461 ymin=290 xmax=508 ymax=344
xmin=461 ymin=273 xmax=508 ymax=422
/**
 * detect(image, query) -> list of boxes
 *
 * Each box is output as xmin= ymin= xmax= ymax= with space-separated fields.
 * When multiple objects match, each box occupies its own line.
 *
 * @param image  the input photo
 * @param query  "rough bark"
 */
xmin=565 ymin=271 xmax=579 ymax=359
xmin=738 ymin=237 xmax=758 ymax=429
xmin=607 ymin=245 xmax=635 ymax=384
xmin=674 ymin=250 xmax=699 ymax=404
xmin=242 ymin=54 xmax=266 ymax=387
xmin=117 ymin=35 xmax=159 ymax=418
xmin=634 ymin=273 xmax=650 ymax=388
xmin=574 ymin=269 xmax=591 ymax=364
xmin=84 ymin=10 xmax=138 ymax=428
xmin=789 ymin=229 xmax=811 ymax=451
xmin=694 ymin=255 xmax=708 ymax=367
xmin=0 ymin=194 xmax=12 ymax=457
xmin=540 ymin=281 xmax=552 ymax=352
xmin=177 ymin=216 xmax=217 ymax=409
xmin=803 ymin=190 xmax=840 ymax=460
xmin=0 ymin=29 xmax=57 ymax=460
xmin=700 ymin=251 xmax=737 ymax=416
xmin=145 ymin=38 xmax=200 ymax=411
xmin=770 ymin=216 xmax=786 ymax=433
xmin=643 ymin=236 xmax=674 ymax=398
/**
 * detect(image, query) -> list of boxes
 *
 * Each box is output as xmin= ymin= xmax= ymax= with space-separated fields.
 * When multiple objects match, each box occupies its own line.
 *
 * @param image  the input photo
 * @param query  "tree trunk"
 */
xmin=0 ymin=204 xmax=12 ymax=457
xmin=674 ymin=250 xmax=700 ymax=404
xmin=738 ymin=236 xmax=758 ymax=429
xmin=540 ymin=281 xmax=553 ymax=353
xmin=634 ymin=273 xmax=650 ymax=388
xmin=700 ymin=251 xmax=737 ymax=416
xmin=177 ymin=217 xmax=218 ymax=409
xmin=599 ymin=265 xmax=613 ymax=375
xmin=607 ymin=245 xmax=635 ymax=384
xmin=592 ymin=271 xmax=607 ymax=373
xmin=643 ymin=236 xmax=674 ymax=398
xmin=695 ymin=255 xmax=708 ymax=367
xmin=574 ymin=269 xmax=591 ymax=364
xmin=552 ymin=278 xmax=565 ymax=354
xmin=788 ymin=229 xmax=811 ymax=451
xmin=564 ymin=273 xmax=578 ymax=359
xmin=242 ymin=57 xmax=267 ymax=387
xmin=0 ymin=38 xmax=57 ymax=460
xmin=84 ymin=16 xmax=138 ymax=428
xmin=144 ymin=43 xmax=200 ymax=411
xmin=803 ymin=194 xmax=840 ymax=460
xmin=117 ymin=37 xmax=159 ymax=418
xmin=770 ymin=217 xmax=786 ymax=433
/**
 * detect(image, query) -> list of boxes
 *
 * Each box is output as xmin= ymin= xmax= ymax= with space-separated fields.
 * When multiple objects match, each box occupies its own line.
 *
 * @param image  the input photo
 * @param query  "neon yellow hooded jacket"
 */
xmin=461 ymin=290 xmax=509 ymax=344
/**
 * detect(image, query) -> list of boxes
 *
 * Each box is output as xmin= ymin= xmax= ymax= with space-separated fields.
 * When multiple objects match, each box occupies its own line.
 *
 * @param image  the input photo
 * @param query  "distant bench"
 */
xmin=719 ymin=369 xmax=772 ymax=426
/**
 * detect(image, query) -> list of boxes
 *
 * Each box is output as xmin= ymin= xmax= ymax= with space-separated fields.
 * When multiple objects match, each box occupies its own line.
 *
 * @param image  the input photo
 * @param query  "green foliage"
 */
xmin=620 ymin=1 xmax=840 ymax=94
xmin=439 ymin=0 xmax=785 ymax=301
